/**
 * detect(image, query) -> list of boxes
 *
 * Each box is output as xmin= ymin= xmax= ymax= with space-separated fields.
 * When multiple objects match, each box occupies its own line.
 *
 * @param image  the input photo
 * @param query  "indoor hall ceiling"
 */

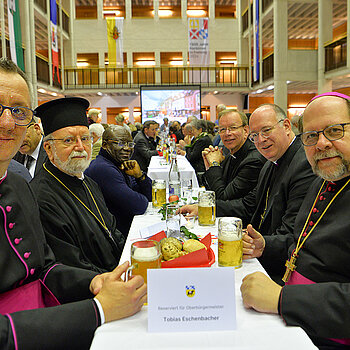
xmin=261 ymin=0 xmax=347 ymax=48
xmin=76 ymin=0 xmax=235 ymax=7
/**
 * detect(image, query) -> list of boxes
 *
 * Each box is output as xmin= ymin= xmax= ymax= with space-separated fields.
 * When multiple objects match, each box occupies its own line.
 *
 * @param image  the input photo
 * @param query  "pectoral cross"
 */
xmin=282 ymin=255 xmax=297 ymax=283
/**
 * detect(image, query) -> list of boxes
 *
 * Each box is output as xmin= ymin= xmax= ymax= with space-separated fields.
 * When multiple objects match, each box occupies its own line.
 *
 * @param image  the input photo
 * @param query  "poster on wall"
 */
xmin=188 ymin=18 xmax=209 ymax=83
xmin=50 ymin=0 xmax=61 ymax=85
xmin=253 ymin=0 xmax=260 ymax=82
xmin=107 ymin=18 xmax=124 ymax=67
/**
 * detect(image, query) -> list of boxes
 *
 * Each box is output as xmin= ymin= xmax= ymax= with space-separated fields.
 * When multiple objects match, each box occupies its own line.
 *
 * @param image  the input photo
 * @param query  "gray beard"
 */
xmin=53 ymin=148 xmax=91 ymax=177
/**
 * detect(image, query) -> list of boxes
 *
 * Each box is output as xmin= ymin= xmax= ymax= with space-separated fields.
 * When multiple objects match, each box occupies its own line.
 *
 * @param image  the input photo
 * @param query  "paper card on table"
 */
xmin=148 ymin=267 xmax=236 ymax=332
xmin=139 ymin=221 xmax=167 ymax=239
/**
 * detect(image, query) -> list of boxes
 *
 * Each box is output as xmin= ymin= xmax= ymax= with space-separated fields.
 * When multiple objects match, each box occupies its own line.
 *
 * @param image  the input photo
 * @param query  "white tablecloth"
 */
xmin=147 ymin=155 xmax=199 ymax=188
xmin=90 ymin=211 xmax=316 ymax=350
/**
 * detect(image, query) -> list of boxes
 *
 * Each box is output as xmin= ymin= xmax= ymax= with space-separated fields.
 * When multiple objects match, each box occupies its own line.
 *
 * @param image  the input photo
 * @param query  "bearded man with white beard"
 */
xmin=30 ymin=97 xmax=125 ymax=273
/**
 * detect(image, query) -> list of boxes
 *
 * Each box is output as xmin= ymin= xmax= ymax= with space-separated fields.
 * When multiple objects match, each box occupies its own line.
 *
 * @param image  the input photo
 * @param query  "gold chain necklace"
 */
xmin=282 ymin=178 xmax=350 ymax=282
xmin=43 ymin=163 xmax=113 ymax=239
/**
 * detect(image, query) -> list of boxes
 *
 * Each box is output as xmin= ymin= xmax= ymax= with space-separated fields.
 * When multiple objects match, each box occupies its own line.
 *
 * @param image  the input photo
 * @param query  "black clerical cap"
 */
xmin=35 ymin=97 xmax=90 ymax=135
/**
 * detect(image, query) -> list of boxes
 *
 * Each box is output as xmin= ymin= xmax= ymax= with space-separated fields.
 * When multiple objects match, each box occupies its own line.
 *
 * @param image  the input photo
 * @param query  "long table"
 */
xmin=147 ymin=155 xmax=199 ymax=188
xmin=90 ymin=210 xmax=316 ymax=349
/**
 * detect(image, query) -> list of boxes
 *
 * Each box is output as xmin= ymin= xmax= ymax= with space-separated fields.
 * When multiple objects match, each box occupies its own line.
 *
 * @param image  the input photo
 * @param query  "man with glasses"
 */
xmin=30 ymin=97 xmax=125 ymax=273
xmin=201 ymin=109 xmax=266 ymax=200
xmin=0 ymin=58 xmax=146 ymax=349
xmin=241 ymin=93 xmax=350 ymax=348
xmin=13 ymin=116 xmax=48 ymax=177
xmin=181 ymin=104 xmax=315 ymax=281
xmin=85 ymin=125 xmax=152 ymax=237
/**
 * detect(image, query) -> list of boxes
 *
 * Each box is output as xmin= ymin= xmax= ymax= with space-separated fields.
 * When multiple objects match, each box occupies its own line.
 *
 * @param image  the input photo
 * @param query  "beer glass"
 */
xmin=218 ymin=217 xmax=243 ymax=268
xmin=152 ymin=179 xmax=166 ymax=208
xmin=166 ymin=204 xmax=181 ymax=239
xmin=129 ymin=240 xmax=161 ymax=283
xmin=198 ymin=191 xmax=216 ymax=226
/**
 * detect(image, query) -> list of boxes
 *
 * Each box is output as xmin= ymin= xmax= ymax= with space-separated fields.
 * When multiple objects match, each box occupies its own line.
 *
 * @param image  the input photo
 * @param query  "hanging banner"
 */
xmin=253 ymin=0 xmax=260 ymax=82
xmin=50 ymin=0 xmax=60 ymax=84
xmin=188 ymin=18 xmax=209 ymax=83
xmin=107 ymin=18 xmax=124 ymax=67
xmin=7 ymin=0 xmax=24 ymax=71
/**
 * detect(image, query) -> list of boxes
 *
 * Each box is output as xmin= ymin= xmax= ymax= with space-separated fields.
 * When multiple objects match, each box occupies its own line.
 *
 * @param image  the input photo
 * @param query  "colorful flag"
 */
xmin=253 ymin=0 xmax=260 ymax=82
xmin=50 ymin=0 xmax=60 ymax=84
xmin=107 ymin=18 xmax=124 ymax=67
xmin=7 ymin=0 xmax=24 ymax=71
xmin=188 ymin=18 xmax=209 ymax=82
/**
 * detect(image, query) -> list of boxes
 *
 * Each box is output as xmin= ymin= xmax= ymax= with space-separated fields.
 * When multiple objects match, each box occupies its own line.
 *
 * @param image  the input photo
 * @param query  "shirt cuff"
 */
xmin=94 ymin=297 xmax=105 ymax=325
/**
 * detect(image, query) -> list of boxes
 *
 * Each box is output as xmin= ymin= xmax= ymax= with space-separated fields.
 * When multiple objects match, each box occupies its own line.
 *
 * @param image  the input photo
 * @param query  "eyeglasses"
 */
xmin=218 ymin=125 xmax=244 ymax=134
xmin=0 ymin=103 xmax=34 ymax=126
xmin=48 ymin=135 xmax=93 ymax=146
xmin=108 ymin=140 xmax=135 ymax=148
xmin=300 ymin=123 xmax=350 ymax=146
xmin=248 ymin=119 xmax=284 ymax=143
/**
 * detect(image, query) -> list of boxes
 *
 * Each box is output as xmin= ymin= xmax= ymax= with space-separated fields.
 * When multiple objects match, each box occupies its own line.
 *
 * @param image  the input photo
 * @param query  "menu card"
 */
xmin=148 ymin=267 xmax=236 ymax=332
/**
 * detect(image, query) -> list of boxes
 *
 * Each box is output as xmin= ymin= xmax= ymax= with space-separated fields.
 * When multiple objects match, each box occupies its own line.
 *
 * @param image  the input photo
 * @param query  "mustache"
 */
xmin=313 ymin=150 xmax=343 ymax=162
xmin=68 ymin=150 xmax=89 ymax=160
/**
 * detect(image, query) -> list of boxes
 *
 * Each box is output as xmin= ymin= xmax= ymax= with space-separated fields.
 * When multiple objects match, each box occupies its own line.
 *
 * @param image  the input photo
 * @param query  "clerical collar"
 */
xmin=272 ymin=136 xmax=297 ymax=166
xmin=0 ymin=170 xmax=7 ymax=182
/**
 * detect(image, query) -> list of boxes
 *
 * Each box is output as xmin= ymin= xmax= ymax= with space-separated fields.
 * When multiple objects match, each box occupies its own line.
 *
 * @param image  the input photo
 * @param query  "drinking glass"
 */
xmin=152 ymin=179 xmax=166 ymax=208
xmin=198 ymin=191 xmax=216 ymax=226
xmin=218 ymin=217 xmax=243 ymax=268
xmin=128 ymin=240 xmax=161 ymax=283
xmin=181 ymin=179 xmax=193 ymax=204
xmin=166 ymin=204 xmax=181 ymax=239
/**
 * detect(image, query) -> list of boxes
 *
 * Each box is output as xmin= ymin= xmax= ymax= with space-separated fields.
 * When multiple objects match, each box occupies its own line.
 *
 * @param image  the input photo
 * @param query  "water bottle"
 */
xmin=168 ymin=154 xmax=181 ymax=197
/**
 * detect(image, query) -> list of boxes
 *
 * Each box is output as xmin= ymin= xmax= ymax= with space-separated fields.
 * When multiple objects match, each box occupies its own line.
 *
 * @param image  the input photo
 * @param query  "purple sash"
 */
xmin=287 ymin=270 xmax=350 ymax=346
xmin=0 ymin=279 xmax=60 ymax=314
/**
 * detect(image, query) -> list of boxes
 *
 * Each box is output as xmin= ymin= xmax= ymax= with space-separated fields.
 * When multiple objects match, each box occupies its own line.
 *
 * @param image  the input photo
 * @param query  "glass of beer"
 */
xmin=129 ymin=240 xmax=161 ymax=283
xmin=152 ymin=179 xmax=166 ymax=208
xmin=218 ymin=217 xmax=243 ymax=268
xmin=198 ymin=191 xmax=216 ymax=226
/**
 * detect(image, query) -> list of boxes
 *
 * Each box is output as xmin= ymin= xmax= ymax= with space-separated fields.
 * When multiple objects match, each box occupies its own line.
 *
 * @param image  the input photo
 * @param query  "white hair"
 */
xmin=89 ymin=123 xmax=105 ymax=137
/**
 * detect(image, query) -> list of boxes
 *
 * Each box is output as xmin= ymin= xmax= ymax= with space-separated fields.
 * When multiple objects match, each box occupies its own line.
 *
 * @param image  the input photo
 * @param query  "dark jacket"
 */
xmin=185 ymin=134 xmax=212 ymax=174
xmin=203 ymin=139 xmax=266 ymax=200
xmin=216 ymin=138 xmax=317 ymax=280
xmin=132 ymin=131 xmax=159 ymax=172
xmin=13 ymin=139 xmax=48 ymax=177
xmin=85 ymin=148 xmax=152 ymax=237
xmin=0 ymin=172 xmax=99 ymax=349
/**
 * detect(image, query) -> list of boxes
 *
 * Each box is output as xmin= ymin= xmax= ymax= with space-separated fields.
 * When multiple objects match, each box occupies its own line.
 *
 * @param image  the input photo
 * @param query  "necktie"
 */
xmin=25 ymin=155 xmax=34 ymax=171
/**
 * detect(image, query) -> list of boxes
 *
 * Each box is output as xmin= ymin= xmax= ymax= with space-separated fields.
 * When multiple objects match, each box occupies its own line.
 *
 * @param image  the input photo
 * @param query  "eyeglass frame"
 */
xmin=218 ymin=124 xmax=244 ymax=134
xmin=0 ymin=103 xmax=35 ymax=126
xmin=248 ymin=119 xmax=284 ymax=143
xmin=47 ymin=135 xmax=93 ymax=146
xmin=300 ymin=122 xmax=350 ymax=146
xmin=108 ymin=140 xmax=135 ymax=148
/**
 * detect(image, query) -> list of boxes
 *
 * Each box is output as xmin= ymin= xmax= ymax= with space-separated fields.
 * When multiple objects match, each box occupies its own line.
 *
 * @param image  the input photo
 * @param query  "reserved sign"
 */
xmin=147 ymin=267 xmax=236 ymax=332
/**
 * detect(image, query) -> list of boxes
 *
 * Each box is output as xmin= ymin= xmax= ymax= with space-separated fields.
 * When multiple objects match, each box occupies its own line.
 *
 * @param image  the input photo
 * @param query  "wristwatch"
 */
xmin=136 ymin=172 xmax=146 ymax=181
xmin=210 ymin=161 xmax=220 ymax=167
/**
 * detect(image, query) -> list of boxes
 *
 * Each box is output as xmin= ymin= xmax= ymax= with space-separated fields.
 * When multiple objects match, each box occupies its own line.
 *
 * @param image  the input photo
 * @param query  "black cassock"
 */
xmin=30 ymin=161 xmax=125 ymax=273
xmin=269 ymin=176 xmax=350 ymax=347
xmin=0 ymin=171 xmax=100 ymax=349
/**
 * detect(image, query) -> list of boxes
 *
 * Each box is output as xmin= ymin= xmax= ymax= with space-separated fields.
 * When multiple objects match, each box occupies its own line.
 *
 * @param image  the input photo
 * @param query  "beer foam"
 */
xmin=133 ymin=246 xmax=160 ymax=261
xmin=219 ymin=229 xmax=241 ymax=241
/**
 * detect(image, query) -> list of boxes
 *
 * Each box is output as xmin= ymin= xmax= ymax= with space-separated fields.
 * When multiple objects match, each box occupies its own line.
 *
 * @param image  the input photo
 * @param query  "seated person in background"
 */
xmin=85 ymin=125 xmax=152 ymax=238
xmin=132 ymin=121 xmax=142 ymax=138
xmin=181 ymin=104 xmax=316 ymax=281
xmin=13 ymin=116 xmax=48 ymax=177
xmin=132 ymin=120 xmax=159 ymax=172
xmin=0 ymin=57 xmax=146 ymax=349
xmin=178 ymin=123 xmax=194 ymax=150
xmin=178 ymin=118 xmax=212 ymax=185
xmin=206 ymin=120 xmax=216 ymax=140
xmin=241 ymin=92 xmax=350 ymax=349
xmin=115 ymin=113 xmax=131 ymax=135
xmin=172 ymin=120 xmax=184 ymax=142
xmin=202 ymin=109 xmax=266 ymax=200
xmin=89 ymin=122 xmax=105 ymax=160
xmin=31 ymin=97 xmax=125 ymax=273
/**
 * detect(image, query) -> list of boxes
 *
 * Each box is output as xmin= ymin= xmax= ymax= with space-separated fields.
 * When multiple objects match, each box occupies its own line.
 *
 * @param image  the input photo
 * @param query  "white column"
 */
xmin=99 ymin=50 xmax=105 ymax=85
xmin=208 ymin=0 xmax=215 ymax=21
xmin=155 ymin=51 xmax=161 ymax=84
xmin=153 ymin=0 xmax=159 ymax=20
xmin=182 ymin=49 xmax=188 ymax=83
xmin=129 ymin=106 xmax=134 ymax=124
xmin=181 ymin=0 xmax=187 ymax=22
xmin=97 ymin=0 xmax=103 ymax=20
xmin=247 ymin=2 xmax=252 ymax=87
xmin=127 ymin=51 xmax=133 ymax=84
xmin=318 ymin=0 xmax=333 ymax=93
xmin=125 ymin=0 xmax=132 ymax=20
xmin=29 ymin=0 xmax=37 ymax=107
xmin=0 ymin=0 xmax=5 ymax=57
xmin=258 ymin=0 xmax=262 ymax=85
xmin=59 ymin=0 xmax=65 ymax=90
xmin=273 ymin=0 xmax=288 ymax=112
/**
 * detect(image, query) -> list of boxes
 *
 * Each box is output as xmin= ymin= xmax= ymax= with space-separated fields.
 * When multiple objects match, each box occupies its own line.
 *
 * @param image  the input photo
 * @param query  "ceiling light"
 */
xmin=256 ymin=89 xmax=263 ymax=94
xmin=135 ymin=61 xmax=155 ymax=67
xmin=266 ymin=85 xmax=274 ymax=90
xmin=169 ymin=60 xmax=183 ymax=66
xmin=153 ymin=9 xmax=173 ymax=17
xmin=187 ymin=10 xmax=206 ymax=17
xmin=77 ymin=62 xmax=89 ymax=67
xmin=103 ymin=10 xmax=121 ymax=16
xmin=38 ymin=88 xmax=46 ymax=94
xmin=219 ymin=60 xmax=237 ymax=64
xmin=50 ymin=92 xmax=58 ymax=96
xmin=213 ymin=91 xmax=218 ymax=94
xmin=97 ymin=92 xmax=103 ymax=96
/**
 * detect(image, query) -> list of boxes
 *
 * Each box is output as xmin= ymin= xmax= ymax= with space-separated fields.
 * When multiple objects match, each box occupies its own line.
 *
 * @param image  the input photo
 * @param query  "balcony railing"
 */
xmin=325 ymin=37 xmax=347 ymax=72
xmin=63 ymin=65 xmax=249 ymax=89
